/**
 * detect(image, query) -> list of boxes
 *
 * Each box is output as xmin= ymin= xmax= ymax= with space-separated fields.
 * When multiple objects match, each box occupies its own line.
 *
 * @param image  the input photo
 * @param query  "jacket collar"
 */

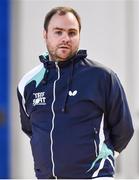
xmin=39 ymin=50 xmax=87 ymax=69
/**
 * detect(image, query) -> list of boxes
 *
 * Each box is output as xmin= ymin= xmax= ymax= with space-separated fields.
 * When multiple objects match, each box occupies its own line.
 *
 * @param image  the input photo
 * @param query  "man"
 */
xmin=17 ymin=6 xmax=134 ymax=179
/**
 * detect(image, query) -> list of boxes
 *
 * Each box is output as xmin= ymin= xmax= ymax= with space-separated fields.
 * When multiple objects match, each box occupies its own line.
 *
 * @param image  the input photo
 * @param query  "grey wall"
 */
xmin=11 ymin=0 xmax=139 ymax=178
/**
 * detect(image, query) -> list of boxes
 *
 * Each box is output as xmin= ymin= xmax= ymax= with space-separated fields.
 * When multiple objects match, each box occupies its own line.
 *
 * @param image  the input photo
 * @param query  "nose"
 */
xmin=62 ymin=32 xmax=70 ymax=42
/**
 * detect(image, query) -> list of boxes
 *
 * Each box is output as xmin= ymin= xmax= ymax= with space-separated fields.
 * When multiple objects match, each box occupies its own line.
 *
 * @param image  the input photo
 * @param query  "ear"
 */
xmin=43 ymin=29 xmax=47 ymax=40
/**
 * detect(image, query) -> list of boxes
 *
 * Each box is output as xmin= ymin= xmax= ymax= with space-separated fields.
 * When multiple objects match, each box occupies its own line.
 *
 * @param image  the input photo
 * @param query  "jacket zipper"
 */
xmin=94 ymin=128 xmax=98 ymax=157
xmin=50 ymin=62 xmax=60 ymax=179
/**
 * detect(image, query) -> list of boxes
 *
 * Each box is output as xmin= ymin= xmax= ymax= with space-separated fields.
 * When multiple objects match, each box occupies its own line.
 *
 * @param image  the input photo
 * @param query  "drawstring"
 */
xmin=61 ymin=59 xmax=74 ymax=112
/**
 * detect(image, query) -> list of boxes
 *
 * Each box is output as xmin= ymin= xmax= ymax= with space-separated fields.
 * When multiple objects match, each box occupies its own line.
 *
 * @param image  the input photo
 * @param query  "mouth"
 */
xmin=59 ymin=46 xmax=70 ymax=49
xmin=59 ymin=44 xmax=71 ymax=49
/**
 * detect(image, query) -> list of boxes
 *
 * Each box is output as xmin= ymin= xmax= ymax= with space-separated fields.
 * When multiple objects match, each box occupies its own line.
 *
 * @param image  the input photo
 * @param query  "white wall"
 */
xmin=11 ymin=0 xmax=139 ymax=178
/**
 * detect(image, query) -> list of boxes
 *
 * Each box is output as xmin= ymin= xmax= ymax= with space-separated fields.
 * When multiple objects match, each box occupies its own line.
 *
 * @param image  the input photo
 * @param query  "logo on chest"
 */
xmin=33 ymin=92 xmax=46 ymax=106
xmin=69 ymin=90 xmax=77 ymax=96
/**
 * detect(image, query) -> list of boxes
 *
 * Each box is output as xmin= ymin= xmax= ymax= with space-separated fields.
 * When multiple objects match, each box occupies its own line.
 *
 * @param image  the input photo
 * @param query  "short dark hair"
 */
xmin=44 ymin=6 xmax=81 ymax=32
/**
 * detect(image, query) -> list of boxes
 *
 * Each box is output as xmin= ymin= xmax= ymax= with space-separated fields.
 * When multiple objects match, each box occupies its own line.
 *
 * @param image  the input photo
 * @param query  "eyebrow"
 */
xmin=53 ymin=27 xmax=78 ymax=31
xmin=53 ymin=27 xmax=64 ymax=31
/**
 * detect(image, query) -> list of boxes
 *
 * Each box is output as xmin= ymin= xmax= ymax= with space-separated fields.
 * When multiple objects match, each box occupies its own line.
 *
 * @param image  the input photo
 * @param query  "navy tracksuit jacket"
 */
xmin=17 ymin=50 xmax=134 ymax=179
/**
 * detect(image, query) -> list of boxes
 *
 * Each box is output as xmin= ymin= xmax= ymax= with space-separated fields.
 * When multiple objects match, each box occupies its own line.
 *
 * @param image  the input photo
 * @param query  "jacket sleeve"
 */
xmin=17 ymin=87 xmax=32 ymax=138
xmin=105 ymin=71 xmax=134 ymax=153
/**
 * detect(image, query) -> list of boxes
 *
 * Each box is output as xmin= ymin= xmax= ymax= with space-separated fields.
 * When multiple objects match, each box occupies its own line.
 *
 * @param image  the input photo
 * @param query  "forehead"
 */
xmin=48 ymin=12 xmax=79 ymax=31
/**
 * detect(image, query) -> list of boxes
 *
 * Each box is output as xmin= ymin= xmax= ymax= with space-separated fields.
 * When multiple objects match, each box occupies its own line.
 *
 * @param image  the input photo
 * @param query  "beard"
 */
xmin=46 ymin=44 xmax=78 ymax=62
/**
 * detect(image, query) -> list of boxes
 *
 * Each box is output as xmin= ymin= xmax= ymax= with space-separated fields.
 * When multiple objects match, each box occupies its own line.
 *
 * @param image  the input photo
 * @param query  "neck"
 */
xmin=48 ymin=52 xmax=78 ymax=62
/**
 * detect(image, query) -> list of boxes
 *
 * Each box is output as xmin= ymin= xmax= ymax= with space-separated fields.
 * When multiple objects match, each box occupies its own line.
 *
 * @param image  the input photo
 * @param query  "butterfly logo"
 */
xmin=69 ymin=90 xmax=77 ymax=96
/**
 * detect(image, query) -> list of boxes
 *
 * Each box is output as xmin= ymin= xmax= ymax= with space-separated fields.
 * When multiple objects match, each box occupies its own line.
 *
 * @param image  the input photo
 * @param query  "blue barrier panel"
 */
xmin=0 ymin=0 xmax=10 ymax=178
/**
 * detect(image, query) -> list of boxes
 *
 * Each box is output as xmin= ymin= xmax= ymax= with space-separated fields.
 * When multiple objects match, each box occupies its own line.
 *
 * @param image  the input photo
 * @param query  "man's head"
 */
xmin=43 ymin=6 xmax=81 ymax=61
